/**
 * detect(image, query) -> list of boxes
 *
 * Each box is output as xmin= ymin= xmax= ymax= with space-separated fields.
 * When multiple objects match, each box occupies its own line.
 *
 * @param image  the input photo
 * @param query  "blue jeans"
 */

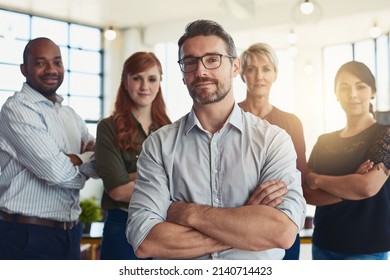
xmin=312 ymin=243 xmax=388 ymax=260
xmin=100 ymin=209 xmax=150 ymax=260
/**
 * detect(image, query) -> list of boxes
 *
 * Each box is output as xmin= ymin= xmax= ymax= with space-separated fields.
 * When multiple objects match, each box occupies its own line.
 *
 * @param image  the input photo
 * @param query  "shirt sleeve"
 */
xmin=0 ymin=101 xmax=86 ymax=189
xmin=78 ymin=154 xmax=99 ymax=179
xmin=261 ymin=128 xmax=307 ymax=230
xmin=126 ymin=134 xmax=172 ymax=251
xmin=72 ymin=110 xmax=99 ymax=179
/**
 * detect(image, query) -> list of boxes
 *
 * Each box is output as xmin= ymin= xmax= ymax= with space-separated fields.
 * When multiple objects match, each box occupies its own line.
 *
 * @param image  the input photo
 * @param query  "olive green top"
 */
xmin=95 ymin=116 xmax=152 ymax=211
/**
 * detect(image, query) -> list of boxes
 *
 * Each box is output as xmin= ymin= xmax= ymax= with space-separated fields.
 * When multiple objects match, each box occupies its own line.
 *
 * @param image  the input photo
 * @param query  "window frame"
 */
xmin=0 ymin=8 xmax=104 ymax=135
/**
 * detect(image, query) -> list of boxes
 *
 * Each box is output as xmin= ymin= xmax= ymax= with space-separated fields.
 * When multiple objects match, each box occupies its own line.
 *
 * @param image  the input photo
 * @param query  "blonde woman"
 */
xmin=239 ymin=43 xmax=307 ymax=260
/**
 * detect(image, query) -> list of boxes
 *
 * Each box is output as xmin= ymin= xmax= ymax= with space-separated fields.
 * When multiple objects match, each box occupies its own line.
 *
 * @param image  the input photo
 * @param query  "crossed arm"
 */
xmin=1 ymin=103 xmax=95 ymax=186
xmin=305 ymin=160 xmax=389 ymax=205
xmin=107 ymin=172 xmax=137 ymax=202
xmin=135 ymin=180 xmax=298 ymax=259
xmin=66 ymin=139 xmax=96 ymax=166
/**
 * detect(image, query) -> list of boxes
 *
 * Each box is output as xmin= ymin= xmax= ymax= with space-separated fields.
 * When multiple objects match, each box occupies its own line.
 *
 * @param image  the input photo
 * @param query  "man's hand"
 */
xmin=246 ymin=179 xmax=287 ymax=207
xmin=82 ymin=140 xmax=95 ymax=153
xmin=66 ymin=154 xmax=82 ymax=166
xmin=129 ymin=172 xmax=137 ymax=181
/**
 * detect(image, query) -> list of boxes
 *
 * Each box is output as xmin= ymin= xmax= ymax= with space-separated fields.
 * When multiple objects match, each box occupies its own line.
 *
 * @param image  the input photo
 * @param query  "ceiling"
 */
xmin=1 ymin=0 xmax=390 ymax=48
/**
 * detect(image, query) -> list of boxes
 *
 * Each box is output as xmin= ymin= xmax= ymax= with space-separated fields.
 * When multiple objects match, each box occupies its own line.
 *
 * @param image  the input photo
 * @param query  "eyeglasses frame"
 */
xmin=177 ymin=53 xmax=236 ymax=73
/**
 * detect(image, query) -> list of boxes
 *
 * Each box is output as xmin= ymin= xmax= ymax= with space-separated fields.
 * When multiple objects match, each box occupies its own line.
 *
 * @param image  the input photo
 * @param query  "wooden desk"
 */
xmin=300 ymin=228 xmax=313 ymax=244
xmin=81 ymin=236 xmax=102 ymax=260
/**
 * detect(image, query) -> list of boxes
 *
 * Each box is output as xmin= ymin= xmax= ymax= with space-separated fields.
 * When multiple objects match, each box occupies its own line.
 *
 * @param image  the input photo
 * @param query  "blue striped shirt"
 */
xmin=0 ymin=83 xmax=97 ymax=221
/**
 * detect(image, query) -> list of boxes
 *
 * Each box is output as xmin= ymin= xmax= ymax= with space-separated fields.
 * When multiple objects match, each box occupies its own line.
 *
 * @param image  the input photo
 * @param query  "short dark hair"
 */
xmin=22 ymin=37 xmax=55 ymax=64
xmin=177 ymin=19 xmax=237 ymax=59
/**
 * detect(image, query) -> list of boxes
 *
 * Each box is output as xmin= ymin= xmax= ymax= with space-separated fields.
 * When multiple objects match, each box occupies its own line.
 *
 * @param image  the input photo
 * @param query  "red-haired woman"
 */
xmin=95 ymin=52 xmax=171 ymax=259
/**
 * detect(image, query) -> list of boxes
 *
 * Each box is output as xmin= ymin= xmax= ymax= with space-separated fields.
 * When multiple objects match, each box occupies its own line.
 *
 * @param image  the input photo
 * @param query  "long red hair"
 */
xmin=112 ymin=52 xmax=171 ymax=151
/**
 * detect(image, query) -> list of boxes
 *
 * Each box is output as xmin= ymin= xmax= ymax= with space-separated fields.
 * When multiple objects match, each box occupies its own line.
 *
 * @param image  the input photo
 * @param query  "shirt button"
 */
xmin=213 ymin=169 xmax=217 ymax=174
xmin=214 ymin=198 xmax=219 ymax=203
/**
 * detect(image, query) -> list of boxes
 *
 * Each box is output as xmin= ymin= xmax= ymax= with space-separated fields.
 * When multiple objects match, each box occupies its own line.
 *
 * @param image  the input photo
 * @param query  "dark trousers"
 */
xmin=100 ymin=209 xmax=148 ymax=260
xmin=283 ymin=234 xmax=300 ymax=260
xmin=0 ymin=219 xmax=83 ymax=260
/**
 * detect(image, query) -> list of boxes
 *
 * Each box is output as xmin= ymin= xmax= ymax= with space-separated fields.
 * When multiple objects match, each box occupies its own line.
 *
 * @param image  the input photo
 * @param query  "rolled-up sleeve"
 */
xmin=262 ymin=129 xmax=306 ymax=230
xmin=126 ymin=134 xmax=172 ymax=250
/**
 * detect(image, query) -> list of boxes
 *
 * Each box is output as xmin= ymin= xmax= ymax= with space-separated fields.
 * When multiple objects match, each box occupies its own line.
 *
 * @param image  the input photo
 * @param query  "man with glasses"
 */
xmin=126 ymin=19 xmax=306 ymax=259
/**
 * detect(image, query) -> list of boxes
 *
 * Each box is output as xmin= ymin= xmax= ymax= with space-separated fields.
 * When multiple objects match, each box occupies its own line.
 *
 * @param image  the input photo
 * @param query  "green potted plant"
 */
xmin=79 ymin=197 xmax=103 ymax=233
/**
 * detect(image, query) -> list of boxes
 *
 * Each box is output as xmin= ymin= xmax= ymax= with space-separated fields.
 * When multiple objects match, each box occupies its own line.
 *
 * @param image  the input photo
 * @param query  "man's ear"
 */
xmin=232 ymin=57 xmax=240 ymax=78
xmin=20 ymin=64 xmax=27 ymax=77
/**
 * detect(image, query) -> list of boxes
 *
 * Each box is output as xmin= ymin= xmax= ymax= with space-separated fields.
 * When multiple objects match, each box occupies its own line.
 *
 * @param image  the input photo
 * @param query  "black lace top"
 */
xmin=308 ymin=123 xmax=390 ymax=253
xmin=368 ymin=125 xmax=390 ymax=169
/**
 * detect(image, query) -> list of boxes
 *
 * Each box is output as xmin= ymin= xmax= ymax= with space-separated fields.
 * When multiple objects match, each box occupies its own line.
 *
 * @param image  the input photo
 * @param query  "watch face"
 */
xmin=376 ymin=111 xmax=390 ymax=125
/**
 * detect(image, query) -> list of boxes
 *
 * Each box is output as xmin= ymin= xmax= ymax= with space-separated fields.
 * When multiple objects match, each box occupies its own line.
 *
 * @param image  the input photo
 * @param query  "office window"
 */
xmin=31 ymin=17 xmax=69 ymax=45
xmin=354 ymin=39 xmax=375 ymax=74
xmin=322 ymin=44 xmax=353 ymax=132
xmin=0 ymin=9 xmax=103 ymax=135
xmin=155 ymin=42 xmax=191 ymax=121
xmin=0 ymin=63 xmax=23 ymax=91
xmin=0 ymin=10 xmax=30 ymax=40
xmin=0 ymin=90 xmax=13 ymax=106
xmin=69 ymin=24 xmax=101 ymax=51
xmin=0 ymin=10 xmax=29 ymax=101
xmin=376 ymin=35 xmax=390 ymax=111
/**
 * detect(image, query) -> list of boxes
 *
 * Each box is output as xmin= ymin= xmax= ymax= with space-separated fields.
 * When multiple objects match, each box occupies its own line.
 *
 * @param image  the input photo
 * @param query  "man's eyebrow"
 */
xmin=182 ymin=52 xmax=221 ymax=59
xmin=32 ymin=56 xmax=62 ymax=60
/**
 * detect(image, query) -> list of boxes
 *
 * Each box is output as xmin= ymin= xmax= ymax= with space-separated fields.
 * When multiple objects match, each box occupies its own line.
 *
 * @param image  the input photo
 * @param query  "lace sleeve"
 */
xmin=368 ymin=125 xmax=390 ymax=171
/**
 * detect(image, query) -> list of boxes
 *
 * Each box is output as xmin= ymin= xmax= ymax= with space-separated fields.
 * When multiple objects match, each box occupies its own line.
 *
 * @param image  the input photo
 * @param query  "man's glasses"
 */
xmin=178 ymin=53 xmax=235 ymax=73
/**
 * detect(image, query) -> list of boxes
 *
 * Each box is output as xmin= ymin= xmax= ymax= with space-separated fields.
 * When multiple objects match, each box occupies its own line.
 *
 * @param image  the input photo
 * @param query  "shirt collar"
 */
xmin=22 ymin=82 xmax=63 ymax=105
xmin=184 ymin=103 xmax=244 ymax=135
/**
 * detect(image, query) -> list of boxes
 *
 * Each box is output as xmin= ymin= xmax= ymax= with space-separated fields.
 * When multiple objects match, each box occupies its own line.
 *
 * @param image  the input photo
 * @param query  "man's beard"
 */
xmin=28 ymin=75 xmax=63 ymax=96
xmin=188 ymin=77 xmax=230 ymax=105
xmin=39 ymin=85 xmax=61 ymax=96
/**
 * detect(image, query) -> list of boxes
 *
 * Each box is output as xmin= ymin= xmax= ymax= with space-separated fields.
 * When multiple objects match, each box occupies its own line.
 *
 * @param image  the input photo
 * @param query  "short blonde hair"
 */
xmin=239 ymin=42 xmax=278 ymax=82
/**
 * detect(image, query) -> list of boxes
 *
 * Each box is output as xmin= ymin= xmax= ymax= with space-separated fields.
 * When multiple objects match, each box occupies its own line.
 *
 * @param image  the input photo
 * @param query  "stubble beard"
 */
xmin=28 ymin=75 xmax=63 ymax=97
xmin=188 ymin=77 xmax=230 ymax=105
